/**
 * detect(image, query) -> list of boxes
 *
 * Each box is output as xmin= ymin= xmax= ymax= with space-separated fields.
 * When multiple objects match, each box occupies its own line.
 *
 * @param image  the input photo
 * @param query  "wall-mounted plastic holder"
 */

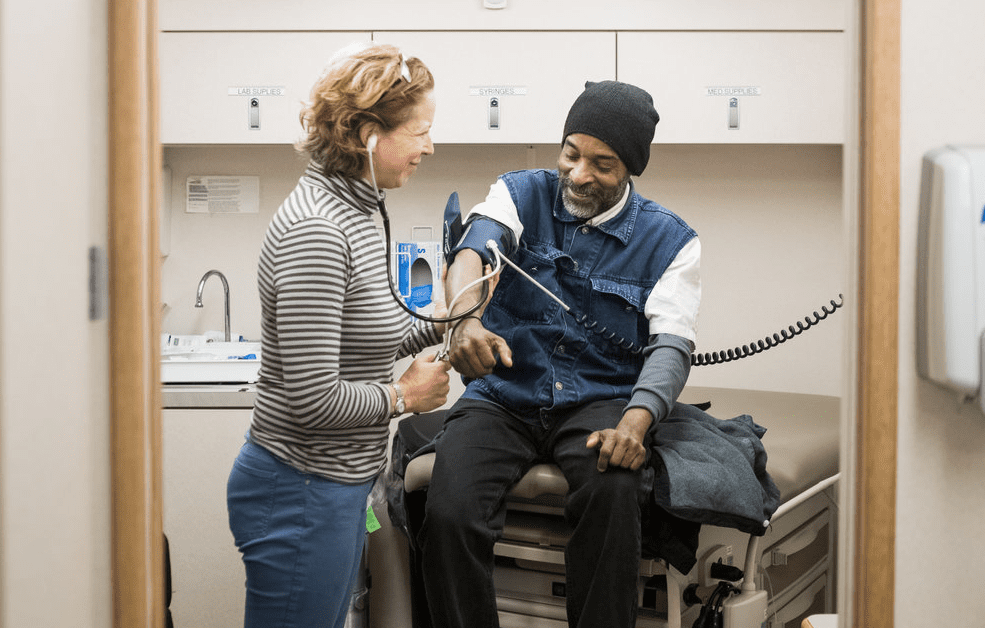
xmin=396 ymin=228 xmax=443 ymax=315
xmin=916 ymin=145 xmax=985 ymax=413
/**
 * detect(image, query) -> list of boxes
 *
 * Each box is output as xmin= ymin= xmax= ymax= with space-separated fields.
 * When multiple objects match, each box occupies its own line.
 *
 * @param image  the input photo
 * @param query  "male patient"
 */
xmin=421 ymin=80 xmax=702 ymax=628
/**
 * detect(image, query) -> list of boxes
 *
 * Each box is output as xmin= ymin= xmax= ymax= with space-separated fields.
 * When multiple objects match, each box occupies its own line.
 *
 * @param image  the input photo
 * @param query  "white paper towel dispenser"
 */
xmin=916 ymin=145 xmax=985 ymax=410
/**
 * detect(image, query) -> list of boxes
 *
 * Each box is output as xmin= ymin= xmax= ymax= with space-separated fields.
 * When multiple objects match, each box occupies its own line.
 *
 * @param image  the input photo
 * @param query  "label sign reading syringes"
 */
xmin=469 ymin=86 xmax=528 ymax=97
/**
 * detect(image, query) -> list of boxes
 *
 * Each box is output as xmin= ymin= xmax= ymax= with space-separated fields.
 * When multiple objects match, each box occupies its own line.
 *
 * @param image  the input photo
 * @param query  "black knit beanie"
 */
xmin=562 ymin=81 xmax=660 ymax=176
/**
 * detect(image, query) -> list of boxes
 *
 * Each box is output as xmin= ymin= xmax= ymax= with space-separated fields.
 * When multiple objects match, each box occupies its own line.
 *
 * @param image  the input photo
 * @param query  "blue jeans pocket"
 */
xmin=227 ymin=450 xmax=278 ymax=547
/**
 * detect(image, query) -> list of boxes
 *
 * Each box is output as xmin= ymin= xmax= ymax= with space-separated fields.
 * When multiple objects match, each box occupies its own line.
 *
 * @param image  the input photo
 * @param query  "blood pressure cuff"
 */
xmin=448 ymin=215 xmax=518 ymax=267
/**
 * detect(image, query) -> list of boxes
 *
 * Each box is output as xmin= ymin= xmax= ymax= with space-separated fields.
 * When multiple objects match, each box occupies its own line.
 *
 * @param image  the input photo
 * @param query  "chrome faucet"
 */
xmin=195 ymin=269 xmax=231 ymax=342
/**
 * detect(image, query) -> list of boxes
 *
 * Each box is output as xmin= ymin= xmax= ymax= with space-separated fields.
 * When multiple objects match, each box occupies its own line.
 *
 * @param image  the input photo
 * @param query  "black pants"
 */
xmin=420 ymin=399 xmax=652 ymax=628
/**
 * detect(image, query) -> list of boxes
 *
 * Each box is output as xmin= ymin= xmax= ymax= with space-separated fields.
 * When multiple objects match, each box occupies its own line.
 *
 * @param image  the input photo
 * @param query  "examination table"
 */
xmin=387 ymin=386 xmax=840 ymax=628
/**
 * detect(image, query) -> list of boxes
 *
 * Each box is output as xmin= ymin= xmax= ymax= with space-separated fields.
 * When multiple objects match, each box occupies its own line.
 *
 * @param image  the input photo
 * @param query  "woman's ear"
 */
xmin=360 ymin=126 xmax=379 ymax=152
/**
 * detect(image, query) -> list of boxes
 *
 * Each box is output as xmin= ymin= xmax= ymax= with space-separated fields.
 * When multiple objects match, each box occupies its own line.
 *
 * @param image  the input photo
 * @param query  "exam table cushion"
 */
xmin=389 ymin=387 xmax=839 ymax=573
xmin=678 ymin=387 xmax=841 ymax=500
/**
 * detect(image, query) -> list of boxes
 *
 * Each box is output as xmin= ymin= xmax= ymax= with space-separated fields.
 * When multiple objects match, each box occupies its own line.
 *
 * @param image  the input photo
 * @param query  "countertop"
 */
xmin=162 ymin=384 xmax=256 ymax=409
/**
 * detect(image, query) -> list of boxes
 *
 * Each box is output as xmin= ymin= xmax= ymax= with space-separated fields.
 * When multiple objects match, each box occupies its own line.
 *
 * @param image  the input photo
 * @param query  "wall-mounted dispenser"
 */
xmin=395 ymin=227 xmax=443 ymax=315
xmin=916 ymin=145 xmax=985 ymax=412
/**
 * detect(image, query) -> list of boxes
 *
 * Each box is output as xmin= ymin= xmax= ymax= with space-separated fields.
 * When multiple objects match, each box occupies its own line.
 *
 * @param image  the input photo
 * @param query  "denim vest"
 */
xmin=461 ymin=169 xmax=697 ymax=424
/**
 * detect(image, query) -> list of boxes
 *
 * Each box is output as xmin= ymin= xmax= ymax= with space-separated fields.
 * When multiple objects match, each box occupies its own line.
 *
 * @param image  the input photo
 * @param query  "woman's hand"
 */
xmin=396 ymin=352 xmax=452 ymax=414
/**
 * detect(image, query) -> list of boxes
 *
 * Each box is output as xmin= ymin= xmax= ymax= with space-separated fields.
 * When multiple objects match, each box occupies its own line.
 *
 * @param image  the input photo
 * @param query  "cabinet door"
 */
xmin=160 ymin=32 xmax=369 ymax=144
xmin=376 ymin=32 xmax=616 ymax=144
xmin=619 ymin=32 xmax=846 ymax=144
xmin=163 ymin=408 xmax=253 ymax=628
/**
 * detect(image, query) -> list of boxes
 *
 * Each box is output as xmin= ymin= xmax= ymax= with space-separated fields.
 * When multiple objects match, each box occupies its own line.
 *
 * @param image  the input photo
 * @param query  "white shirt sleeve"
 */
xmin=466 ymin=179 xmax=525 ymax=241
xmin=645 ymin=237 xmax=701 ymax=343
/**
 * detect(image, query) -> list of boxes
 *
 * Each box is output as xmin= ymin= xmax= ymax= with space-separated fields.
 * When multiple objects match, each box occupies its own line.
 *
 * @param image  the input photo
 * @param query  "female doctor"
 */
xmin=226 ymin=42 xmax=450 ymax=628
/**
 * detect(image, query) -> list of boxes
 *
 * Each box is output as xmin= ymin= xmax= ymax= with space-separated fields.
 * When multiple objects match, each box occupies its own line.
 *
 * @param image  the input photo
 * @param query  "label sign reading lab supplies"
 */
xmin=186 ymin=176 xmax=260 ymax=214
xmin=227 ymin=86 xmax=286 ymax=97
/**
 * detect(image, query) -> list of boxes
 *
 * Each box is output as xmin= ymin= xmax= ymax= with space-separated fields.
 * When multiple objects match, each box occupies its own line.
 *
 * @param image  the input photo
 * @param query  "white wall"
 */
xmin=897 ymin=0 xmax=985 ymax=625
xmin=162 ymin=143 xmax=845 ymax=396
xmin=0 ymin=1 xmax=112 ymax=627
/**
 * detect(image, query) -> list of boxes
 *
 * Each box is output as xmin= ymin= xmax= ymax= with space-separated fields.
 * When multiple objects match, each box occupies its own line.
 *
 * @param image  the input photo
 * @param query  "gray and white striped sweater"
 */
xmin=249 ymin=165 xmax=440 ymax=483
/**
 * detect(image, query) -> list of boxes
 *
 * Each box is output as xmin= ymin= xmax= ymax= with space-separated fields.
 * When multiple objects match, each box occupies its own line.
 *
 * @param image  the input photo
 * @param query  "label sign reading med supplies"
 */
xmin=227 ymin=86 xmax=286 ymax=97
xmin=706 ymin=86 xmax=762 ymax=97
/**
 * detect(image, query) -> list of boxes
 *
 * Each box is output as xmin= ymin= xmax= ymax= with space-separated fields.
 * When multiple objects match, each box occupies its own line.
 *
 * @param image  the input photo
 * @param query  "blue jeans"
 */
xmin=227 ymin=438 xmax=373 ymax=628
xmin=420 ymin=399 xmax=652 ymax=628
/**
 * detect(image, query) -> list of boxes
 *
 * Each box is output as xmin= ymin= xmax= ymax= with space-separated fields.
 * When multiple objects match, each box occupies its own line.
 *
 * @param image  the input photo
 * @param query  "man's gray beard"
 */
xmin=562 ymin=192 xmax=603 ymax=219
xmin=561 ymin=178 xmax=629 ymax=219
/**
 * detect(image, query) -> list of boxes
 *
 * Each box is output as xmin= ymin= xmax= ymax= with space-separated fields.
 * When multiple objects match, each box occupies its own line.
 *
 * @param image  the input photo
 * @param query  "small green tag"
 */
xmin=366 ymin=505 xmax=382 ymax=533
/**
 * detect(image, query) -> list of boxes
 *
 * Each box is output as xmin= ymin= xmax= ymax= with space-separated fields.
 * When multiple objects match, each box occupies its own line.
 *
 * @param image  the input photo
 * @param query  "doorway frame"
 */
xmin=109 ymin=0 xmax=165 ymax=626
xmin=851 ymin=1 xmax=900 ymax=627
xmin=107 ymin=2 xmax=900 ymax=626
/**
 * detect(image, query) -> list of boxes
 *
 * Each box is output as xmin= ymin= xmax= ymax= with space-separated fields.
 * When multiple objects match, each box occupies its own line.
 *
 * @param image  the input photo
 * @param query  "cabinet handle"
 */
xmin=489 ymin=97 xmax=500 ymax=130
xmin=249 ymin=98 xmax=260 ymax=130
xmin=765 ymin=514 xmax=829 ymax=567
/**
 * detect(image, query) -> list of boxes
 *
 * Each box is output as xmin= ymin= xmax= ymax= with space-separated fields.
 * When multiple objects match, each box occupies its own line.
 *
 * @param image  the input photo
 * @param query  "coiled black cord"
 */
xmin=568 ymin=294 xmax=844 ymax=366
xmin=572 ymin=312 xmax=646 ymax=355
xmin=690 ymin=294 xmax=844 ymax=366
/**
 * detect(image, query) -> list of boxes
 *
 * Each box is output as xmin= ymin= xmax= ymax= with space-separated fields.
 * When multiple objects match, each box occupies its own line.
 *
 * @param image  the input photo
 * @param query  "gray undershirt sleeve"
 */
xmin=626 ymin=333 xmax=694 ymax=424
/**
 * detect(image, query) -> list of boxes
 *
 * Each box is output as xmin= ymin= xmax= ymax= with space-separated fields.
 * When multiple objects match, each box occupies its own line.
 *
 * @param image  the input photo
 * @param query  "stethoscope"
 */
xmin=365 ymin=134 xmax=497 ymax=359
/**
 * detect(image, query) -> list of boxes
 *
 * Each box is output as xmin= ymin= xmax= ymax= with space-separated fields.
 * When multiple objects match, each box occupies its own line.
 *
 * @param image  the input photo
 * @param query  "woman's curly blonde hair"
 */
xmin=298 ymin=42 xmax=434 ymax=179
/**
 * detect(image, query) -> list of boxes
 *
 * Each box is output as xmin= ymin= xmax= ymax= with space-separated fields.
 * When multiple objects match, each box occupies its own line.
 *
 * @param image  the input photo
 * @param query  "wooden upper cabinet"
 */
xmin=159 ymin=29 xmax=847 ymax=146
xmin=619 ymin=32 xmax=847 ymax=144
xmin=159 ymin=0 xmax=847 ymax=32
xmin=159 ymin=32 xmax=369 ymax=144
xmin=375 ymin=31 xmax=616 ymax=145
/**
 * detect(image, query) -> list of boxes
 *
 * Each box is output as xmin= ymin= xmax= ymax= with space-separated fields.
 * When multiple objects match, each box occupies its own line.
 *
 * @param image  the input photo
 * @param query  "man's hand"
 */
xmin=585 ymin=408 xmax=653 ymax=472
xmin=447 ymin=316 xmax=513 ymax=378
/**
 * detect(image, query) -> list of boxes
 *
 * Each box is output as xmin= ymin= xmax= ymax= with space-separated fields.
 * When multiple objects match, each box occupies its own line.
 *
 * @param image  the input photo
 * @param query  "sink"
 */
xmin=161 ymin=337 xmax=261 ymax=384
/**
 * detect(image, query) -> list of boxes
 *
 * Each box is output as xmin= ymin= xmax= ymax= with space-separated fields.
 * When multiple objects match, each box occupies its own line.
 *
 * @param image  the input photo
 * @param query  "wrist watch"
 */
xmin=391 ymin=383 xmax=406 ymax=417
